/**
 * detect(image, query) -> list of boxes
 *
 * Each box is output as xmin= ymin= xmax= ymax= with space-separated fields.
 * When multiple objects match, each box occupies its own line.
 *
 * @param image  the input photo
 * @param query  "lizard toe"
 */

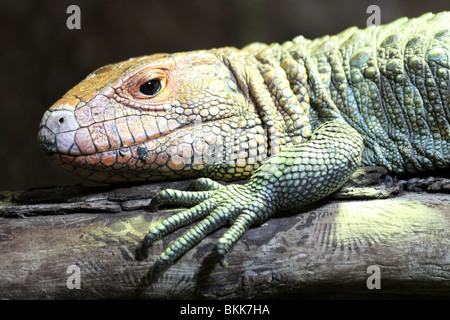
xmin=149 ymin=201 xmax=241 ymax=278
xmin=137 ymin=199 xmax=215 ymax=260
xmin=149 ymin=187 xmax=215 ymax=211
xmin=216 ymin=210 xmax=262 ymax=267
xmin=188 ymin=177 xmax=225 ymax=191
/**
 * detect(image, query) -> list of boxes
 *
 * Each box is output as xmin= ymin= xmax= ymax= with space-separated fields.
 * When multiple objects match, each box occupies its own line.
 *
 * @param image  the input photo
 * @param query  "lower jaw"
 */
xmin=44 ymin=151 xmax=202 ymax=184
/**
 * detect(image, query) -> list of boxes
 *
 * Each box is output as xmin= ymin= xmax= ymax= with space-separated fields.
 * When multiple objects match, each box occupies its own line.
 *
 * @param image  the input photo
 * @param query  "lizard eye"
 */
xmin=139 ymin=79 xmax=162 ymax=97
xmin=125 ymin=65 xmax=173 ymax=106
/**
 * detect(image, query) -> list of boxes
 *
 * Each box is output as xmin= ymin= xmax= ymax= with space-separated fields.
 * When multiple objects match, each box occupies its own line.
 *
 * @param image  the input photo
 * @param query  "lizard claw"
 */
xmin=147 ymin=198 xmax=160 ymax=212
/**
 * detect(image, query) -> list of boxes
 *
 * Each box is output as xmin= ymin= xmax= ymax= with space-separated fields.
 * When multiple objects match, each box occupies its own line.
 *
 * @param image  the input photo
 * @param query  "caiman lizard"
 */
xmin=38 ymin=12 xmax=450 ymax=278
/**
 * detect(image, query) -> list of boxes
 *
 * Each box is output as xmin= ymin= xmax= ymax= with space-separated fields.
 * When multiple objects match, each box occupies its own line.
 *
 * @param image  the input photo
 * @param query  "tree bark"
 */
xmin=0 ymin=169 xmax=449 ymax=299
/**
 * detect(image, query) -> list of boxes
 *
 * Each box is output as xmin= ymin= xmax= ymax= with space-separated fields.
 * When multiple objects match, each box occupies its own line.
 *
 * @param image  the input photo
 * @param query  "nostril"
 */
xmin=42 ymin=110 xmax=79 ymax=136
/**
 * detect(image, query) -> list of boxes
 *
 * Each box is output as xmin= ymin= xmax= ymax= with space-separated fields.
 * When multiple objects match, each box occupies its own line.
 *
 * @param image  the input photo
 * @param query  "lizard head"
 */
xmin=38 ymin=48 xmax=269 ymax=183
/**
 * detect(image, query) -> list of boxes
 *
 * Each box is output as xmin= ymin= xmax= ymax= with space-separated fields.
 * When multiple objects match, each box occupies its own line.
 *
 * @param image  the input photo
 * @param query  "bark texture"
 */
xmin=0 ymin=168 xmax=449 ymax=299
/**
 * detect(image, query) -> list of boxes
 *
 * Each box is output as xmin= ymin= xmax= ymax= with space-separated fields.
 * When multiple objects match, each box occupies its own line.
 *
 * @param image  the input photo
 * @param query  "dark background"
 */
xmin=1 ymin=0 xmax=449 ymax=191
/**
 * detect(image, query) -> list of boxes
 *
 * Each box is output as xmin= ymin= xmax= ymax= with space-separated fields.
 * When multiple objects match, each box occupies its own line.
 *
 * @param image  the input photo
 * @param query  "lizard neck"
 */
xmin=230 ymin=42 xmax=314 ymax=154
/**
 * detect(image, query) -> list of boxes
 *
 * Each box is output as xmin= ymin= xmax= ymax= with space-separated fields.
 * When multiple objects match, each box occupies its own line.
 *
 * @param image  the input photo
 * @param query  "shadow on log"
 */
xmin=0 ymin=167 xmax=449 ymax=299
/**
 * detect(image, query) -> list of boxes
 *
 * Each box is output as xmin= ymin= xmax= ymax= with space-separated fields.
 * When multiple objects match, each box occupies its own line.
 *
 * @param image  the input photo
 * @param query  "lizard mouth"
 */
xmin=37 ymin=107 xmax=192 ymax=157
xmin=39 ymin=127 xmax=194 ymax=184
xmin=38 ymin=107 xmax=238 ymax=183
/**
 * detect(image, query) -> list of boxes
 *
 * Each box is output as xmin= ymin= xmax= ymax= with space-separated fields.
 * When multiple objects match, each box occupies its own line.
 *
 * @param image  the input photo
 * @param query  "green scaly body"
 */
xmin=38 ymin=12 xmax=450 ymax=278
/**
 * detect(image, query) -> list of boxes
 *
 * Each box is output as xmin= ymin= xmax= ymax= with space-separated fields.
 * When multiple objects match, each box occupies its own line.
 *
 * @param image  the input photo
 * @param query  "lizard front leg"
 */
xmin=136 ymin=120 xmax=364 ymax=279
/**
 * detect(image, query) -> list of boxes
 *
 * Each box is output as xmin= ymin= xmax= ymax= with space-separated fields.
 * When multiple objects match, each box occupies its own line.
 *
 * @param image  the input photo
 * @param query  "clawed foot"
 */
xmin=136 ymin=177 xmax=273 ymax=279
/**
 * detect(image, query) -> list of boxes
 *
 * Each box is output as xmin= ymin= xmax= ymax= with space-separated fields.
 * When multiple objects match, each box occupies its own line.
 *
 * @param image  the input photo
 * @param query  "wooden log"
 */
xmin=0 ymin=170 xmax=449 ymax=299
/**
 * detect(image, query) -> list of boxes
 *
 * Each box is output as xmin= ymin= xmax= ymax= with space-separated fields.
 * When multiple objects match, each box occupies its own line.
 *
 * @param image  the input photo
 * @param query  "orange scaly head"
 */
xmin=38 ymin=48 xmax=269 ymax=184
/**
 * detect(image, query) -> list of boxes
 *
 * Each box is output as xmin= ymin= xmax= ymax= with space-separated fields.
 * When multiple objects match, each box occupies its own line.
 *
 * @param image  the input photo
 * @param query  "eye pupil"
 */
xmin=139 ymin=79 xmax=161 ymax=96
